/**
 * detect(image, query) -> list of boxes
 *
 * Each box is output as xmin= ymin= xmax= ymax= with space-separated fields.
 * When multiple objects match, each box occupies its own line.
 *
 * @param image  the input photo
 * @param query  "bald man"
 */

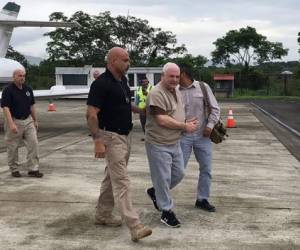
xmin=93 ymin=70 xmax=100 ymax=80
xmin=1 ymin=69 xmax=43 ymax=178
xmin=145 ymin=62 xmax=198 ymax=228
xmin=86 ymin=47 xmax=152 ymax=242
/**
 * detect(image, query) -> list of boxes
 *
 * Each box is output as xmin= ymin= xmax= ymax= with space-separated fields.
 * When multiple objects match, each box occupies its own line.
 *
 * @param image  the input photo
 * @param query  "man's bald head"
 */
xmin=13 ymin=68 xmax=26 ymax=77
xmin=13 ymin=69 xmax=26 ymax=86
xmin=93 ymin=70 xmax=100 ymax=79
xmin=106 ymin=47 xmax=130 ymax=79
xmin=107 ymin=47 xmax=128 ymax=63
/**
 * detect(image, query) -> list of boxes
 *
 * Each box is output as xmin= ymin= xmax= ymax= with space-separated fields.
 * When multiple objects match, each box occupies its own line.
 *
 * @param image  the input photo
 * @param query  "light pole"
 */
xmin=280 ymin=70 xmax=293 ymax=96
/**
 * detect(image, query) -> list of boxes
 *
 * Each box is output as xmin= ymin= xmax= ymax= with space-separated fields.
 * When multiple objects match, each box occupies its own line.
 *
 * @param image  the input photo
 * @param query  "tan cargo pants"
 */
xmin=4 ymin=116 xmax=39 ymax=172
xmin=96 ymin=130 xmax=141 ymax=229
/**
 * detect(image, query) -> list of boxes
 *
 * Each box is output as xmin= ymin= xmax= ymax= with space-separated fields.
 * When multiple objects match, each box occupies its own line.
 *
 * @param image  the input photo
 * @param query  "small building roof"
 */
xmin=213 ymin=74 xmax=234 ymax=81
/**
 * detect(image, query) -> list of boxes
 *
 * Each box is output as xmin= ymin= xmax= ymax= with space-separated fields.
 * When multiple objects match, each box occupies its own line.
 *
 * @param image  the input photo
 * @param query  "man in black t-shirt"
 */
xmin=1 ymin=69 xmax=43 ymax=178
xmin=86 ymin=47 xmax=152 ymax=242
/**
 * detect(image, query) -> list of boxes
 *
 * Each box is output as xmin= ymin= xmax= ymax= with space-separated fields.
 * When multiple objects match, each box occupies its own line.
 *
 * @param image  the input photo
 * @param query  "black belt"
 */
xmin=100 ymin=126 xmax=130 ymax=135
xmin=15 ymin=116 xmax=29 ymax=120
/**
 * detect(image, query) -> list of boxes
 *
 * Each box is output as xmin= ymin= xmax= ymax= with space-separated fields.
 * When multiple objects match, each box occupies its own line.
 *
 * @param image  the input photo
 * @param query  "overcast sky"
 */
xmin=3 ymin=0 xmax=300 ymax=61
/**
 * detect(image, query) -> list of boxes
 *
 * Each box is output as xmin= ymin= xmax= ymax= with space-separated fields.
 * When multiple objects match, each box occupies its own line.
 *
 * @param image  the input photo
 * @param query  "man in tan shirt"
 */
xmin=145 ymin=62 xmax=198 ymax=228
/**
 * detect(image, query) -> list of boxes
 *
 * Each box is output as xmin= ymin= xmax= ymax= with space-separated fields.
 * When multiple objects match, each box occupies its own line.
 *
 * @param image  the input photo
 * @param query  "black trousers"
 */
xmin=139 ymin=114 xmax=146 ymax=134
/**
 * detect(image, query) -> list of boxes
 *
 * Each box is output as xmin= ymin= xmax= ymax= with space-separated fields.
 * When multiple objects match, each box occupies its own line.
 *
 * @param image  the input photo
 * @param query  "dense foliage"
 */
xmin=44 ymin=11 xmax=187 ymax=66
xmin=6 ymin=11 xmax=300 ymax=96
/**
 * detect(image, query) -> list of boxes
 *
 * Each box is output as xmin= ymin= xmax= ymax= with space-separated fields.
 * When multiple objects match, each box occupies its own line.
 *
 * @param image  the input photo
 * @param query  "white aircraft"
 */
xmin=0 ymin=2 xmax=89 ymax=100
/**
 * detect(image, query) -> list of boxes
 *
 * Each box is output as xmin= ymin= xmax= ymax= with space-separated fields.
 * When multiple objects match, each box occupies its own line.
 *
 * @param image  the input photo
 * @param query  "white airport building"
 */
xmin=55 ymin=66 xmax=163 ymax=90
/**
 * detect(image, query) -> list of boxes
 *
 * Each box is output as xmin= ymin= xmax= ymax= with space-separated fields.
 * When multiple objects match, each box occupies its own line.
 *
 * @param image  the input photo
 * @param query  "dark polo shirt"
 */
xmin=1 ymin=83 xmax=35 ymax=119
xmin=87 ymin=69 xmax=133 ymax=135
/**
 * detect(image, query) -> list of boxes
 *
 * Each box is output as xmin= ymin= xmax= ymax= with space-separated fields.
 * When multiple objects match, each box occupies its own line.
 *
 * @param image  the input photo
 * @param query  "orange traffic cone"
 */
xmin=48 ymin=103 xmax=56 ymax=112
xmin=226 ymin=109 xmax=236 ymax=128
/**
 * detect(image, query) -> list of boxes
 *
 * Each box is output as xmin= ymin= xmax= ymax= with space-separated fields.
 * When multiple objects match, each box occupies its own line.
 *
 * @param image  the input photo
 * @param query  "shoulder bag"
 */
xmin=199 ymin=82 xmax=228 ymax=144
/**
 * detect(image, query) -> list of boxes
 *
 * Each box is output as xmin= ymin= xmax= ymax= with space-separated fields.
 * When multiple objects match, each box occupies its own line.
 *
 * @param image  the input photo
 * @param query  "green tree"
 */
xmin=6 ymin=46 xmax=29 ymax=67
xmin=173 ymin=54 xmax=207 ymax=69
xmin=44 ymin=11 xmax=186 ymax=66
xmin=211 ymin=26 xmax=288 ymax=68
xmin=173 ymin=54 xmax=208 ymax=79
xmin=211 ymin=26 xmax=288 ymax=91
xmin=45 ymin=11 xmax=115 ymax=65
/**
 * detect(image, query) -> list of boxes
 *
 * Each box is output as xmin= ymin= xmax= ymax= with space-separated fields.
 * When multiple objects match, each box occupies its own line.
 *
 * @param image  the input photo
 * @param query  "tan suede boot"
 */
xmin=95 ymin=214 xmax=122 ymax=227
xmin=130 ymin=224 xmax=152 ymax=242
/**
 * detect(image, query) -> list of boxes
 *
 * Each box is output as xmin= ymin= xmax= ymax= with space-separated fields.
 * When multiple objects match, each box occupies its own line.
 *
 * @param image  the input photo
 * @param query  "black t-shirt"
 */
xmin=87 ymin=69 xmax=133 ymax=135
xmin=1 ymin=83 xmax=35 ymax=119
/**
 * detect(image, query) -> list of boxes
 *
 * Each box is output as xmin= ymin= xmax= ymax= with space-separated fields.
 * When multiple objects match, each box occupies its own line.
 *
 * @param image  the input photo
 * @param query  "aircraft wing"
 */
xmin=0 ymin=86 xmax=89 ymax=102
xmin=1 ymin=86 xmax=137 ymax=101
xmin=0 ymin=20 xmax=80 ymax=28
xmin=33 ymin=88 xmax=89 ymax=98
xmin=34 ymin=86 xmax=137 ymax=98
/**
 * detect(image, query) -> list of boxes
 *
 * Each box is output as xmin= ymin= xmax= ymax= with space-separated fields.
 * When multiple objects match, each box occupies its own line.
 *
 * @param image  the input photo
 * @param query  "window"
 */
xmin=127 ymin=73 xmax=134 ymax=87
xmin=62 ymin=74 xmax=88 ymax=86
xmin=154 ymin=73 xmax=161 ymax=85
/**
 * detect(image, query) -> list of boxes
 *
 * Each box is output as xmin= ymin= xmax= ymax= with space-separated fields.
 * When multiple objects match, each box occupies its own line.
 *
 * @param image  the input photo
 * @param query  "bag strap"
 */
xmin=199 ymin=81 xmax=212 ymax=117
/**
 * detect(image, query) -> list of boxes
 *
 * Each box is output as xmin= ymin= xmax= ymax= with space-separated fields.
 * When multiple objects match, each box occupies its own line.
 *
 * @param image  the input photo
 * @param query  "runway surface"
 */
xmin=0 ymin=100 xmax=299 ymax=249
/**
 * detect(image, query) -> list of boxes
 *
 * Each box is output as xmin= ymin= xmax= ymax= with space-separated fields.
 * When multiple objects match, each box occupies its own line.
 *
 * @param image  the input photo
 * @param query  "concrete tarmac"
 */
xmin=0 ymin=100 xmax=299 ymax=250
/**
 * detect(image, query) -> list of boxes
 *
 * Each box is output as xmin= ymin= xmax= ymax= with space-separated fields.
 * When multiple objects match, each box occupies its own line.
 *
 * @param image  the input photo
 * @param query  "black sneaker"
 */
xmin=160 ymin=210 xmax=181 ymax=228
xmin=12 ymin=171 xmax=22 ymax=177
xmin=146 ymin=187 xmax=160 ymax=211
xmin=28 ymin=170 xmax=44 ymax=178
xmin=195 ymin=199 xmax=216 ymax=212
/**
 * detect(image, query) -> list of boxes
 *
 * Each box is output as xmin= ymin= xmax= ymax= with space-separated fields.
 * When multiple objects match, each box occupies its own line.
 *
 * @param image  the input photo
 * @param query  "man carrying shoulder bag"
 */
xmin=178 ymin=64 xmax=220 ymax=212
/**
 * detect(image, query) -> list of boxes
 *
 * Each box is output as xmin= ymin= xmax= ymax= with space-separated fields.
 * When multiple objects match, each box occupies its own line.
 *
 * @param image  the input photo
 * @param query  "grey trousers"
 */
xmin=145 ymin=141 xmax=185 ymax=211
xmin=4 ymin=116 xmax=39 ymax=172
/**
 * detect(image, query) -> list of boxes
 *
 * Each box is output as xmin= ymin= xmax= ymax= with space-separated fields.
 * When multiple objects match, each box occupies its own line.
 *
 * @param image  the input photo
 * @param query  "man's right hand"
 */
xmin=184 ymin=117 xmax=198 ymax=133
xmin=9 ymin=123 xmax=18 ymax=134
xmin=94 ymin=139 xmax=106 ymax=158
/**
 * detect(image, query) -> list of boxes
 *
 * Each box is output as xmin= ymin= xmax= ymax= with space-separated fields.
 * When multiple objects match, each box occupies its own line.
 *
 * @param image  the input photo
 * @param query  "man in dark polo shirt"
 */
xmin=86 ymin=47 xmax=152 ymax=242
xmin=1 ymin=69 xmax=43 ymax=178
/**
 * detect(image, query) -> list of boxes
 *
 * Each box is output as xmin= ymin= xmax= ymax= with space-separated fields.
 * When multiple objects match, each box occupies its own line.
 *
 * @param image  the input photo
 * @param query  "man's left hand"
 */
xmin=203 ymin=127 xmax=212 ymax=137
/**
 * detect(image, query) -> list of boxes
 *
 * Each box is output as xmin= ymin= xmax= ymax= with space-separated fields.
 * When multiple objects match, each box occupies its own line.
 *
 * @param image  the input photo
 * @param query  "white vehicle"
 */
xmin=0 ymin=2 xmax=87 ymax=100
